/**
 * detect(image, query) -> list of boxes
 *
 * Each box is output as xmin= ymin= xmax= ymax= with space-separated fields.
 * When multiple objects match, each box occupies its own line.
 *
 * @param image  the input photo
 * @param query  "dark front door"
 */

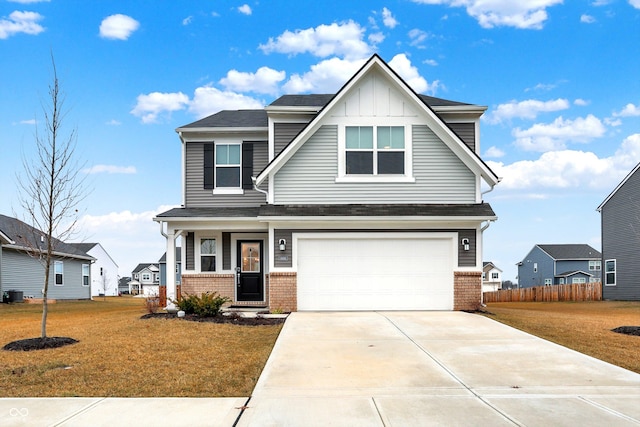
xmin=236 ymin=241 xmax=264 ymax=301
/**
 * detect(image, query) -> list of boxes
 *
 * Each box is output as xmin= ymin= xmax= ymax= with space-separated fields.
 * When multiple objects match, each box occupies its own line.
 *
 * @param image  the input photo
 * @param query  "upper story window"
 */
xmin=204 ymin=142 xmax=254 ymax=194
xmin=491 ymin=272 xmax=499 ymax=280
xmin=589 ymin=260 xmax=601 ymax=271
xmin=142 ymin=273 xmax=150 ymax=281
xmin=215 ymin=144 xmax=241 ymax=188
xmin=533 ymin=262 xmax=538 ymax=273
xmin=605 ymin=259 xmax=616 ymax=286
xmin=345 ymin=126 xmax=405 ymax=175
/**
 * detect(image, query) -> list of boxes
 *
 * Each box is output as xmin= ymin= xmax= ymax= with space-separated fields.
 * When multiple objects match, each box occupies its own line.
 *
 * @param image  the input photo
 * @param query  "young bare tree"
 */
xmin=16 ymin=56 xmax=87 ymax=339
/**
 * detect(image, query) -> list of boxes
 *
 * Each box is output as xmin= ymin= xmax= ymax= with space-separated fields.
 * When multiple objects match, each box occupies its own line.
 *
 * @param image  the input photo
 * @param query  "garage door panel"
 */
xmin=297 ymin=235 xmax=454 ymax=311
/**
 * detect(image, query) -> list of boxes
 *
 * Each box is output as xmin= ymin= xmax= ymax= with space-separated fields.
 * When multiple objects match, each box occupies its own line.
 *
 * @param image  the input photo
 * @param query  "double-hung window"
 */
xmin=345 ymin=126 xmax=405 ymax=175
xmin=82 ymin=264 xmax=90 ymax=286
xmin=215 ymin=144 xmax=241 ymax=188
xmin=589 ymin=260 xmax=601 ymax=271
xmin=54 ymin=261 xmax=64 ymax=286
xmin=200 ymin=238 xmax=216 ymax=272
xmin=605 ymin=259 xmax=616 ymax=286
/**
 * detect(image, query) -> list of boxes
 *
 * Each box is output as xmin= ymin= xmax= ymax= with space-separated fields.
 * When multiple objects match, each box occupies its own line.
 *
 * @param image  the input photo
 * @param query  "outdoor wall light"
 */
xmin=461 ymin=238 xmax=470 ymax=251
xmin=279 ymin=239 xmax=286 ymax=251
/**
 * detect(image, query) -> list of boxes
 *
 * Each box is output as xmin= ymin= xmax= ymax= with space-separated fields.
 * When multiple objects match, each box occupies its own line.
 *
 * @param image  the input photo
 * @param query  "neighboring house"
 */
xmin=597 ymin=162 xmax=640 ymax=300
xmin=482 ymin=262 xmax=502 ymax=293
xmin=154 ymin=54 xmax=499 ymax=312
xmin=159 ymin=248 xmax=181 ymax=286
xmin=69 ymin=243 xmax=119 ymax=297
xmin=118 ymin=276 xmax=131 ymax=294
xmin=0 ymin=214 xmax=94 ymax=300
xmin=516 ymin=244 xmax=602 ymax=288
xmin=129 ymin=263 xmax=159 ymax=296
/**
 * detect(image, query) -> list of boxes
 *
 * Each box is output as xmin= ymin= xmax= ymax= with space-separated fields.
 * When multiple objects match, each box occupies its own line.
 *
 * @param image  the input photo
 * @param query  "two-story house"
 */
xmin=155 ymin=54 xmax=499 ymax=312
xmin=482 ymin=261 xmax=502 ymax=292
xmin=129 ymin=263 xmax=159 ymax=296
xmin=597 ymin=162 xmax=640 ymax=300
xmin=69 ymin=243 xmax=119 ymax=297
xmin=516 ymin=244 xmax=602 ymax=288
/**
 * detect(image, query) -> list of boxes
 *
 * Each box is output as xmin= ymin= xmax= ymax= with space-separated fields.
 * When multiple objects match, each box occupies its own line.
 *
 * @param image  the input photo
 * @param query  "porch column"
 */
xmin=165 ymin=230 xmax=176 ymax=310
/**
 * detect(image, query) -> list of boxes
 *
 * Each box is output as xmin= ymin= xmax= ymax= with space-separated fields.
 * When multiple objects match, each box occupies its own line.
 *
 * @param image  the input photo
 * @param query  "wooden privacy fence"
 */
xmin=483 ymin=282 xmax=602 ymax=303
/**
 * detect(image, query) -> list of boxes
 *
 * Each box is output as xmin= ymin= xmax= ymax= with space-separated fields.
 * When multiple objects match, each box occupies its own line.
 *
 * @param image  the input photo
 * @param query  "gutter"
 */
xmin=252 ymin=177 xmax=269 ymax=202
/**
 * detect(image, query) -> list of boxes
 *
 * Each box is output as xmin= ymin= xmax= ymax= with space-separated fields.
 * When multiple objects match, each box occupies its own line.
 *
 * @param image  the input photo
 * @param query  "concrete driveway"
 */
xmin=238 ymin=311 xmax=640 ymax=426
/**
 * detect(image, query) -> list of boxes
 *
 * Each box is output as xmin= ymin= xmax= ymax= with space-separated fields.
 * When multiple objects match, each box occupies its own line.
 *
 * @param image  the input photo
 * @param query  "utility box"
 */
xmin=7 ymin=290 xmax=24 ymax=303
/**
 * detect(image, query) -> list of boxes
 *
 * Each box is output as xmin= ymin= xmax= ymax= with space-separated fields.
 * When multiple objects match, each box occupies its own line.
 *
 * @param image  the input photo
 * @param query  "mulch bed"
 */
xmin=140 ymin=312 xmax=286 ymax=326
xmin=611 ymin=326 xmax=640 ymax=336
xmin=3 ymin=337 xmax=79 ymax=352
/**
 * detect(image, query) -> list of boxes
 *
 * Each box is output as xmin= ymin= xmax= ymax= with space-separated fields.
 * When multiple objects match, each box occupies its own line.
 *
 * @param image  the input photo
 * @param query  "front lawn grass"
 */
xmin=0 ymin=297 xmax=283 ymax=397
xmin=482 ymin=301 xmax=640 ymax=374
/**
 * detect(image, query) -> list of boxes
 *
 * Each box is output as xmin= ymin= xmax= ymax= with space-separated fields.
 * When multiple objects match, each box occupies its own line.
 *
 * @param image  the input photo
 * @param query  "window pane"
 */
xmin=201 ymin=256 xmax=216 ymax=271
xmin=346 ymin=151 xmax=373 ymax=174
xmin=605 ymin=260 xmax=615 ymax=272
xmin=377 ymin=127 xmax=391 ymax=148
xmin=216 ymin=167 xmax=241 ymax=187
xmin=201 ymin=239 xmax=216 ymax=255
xmin=378 ymin=152 xmax=404 ymax=174
xmin=216 ymin=144 xmax=240 ymax=165
xmin=391 ymin=126 xmax=405 ymax=148
xmin=241 ymin=243 xmax=260 ymax=272
xmin=228 ymin=145 xmax=240 ymax=164
xmin=346 ymin=127 xmax=373 ymax=149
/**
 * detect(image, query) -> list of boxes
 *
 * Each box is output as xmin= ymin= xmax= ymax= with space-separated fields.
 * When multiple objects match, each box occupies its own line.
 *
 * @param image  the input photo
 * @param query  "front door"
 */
xmin=236 ymin=241 xmax=264 ymax=301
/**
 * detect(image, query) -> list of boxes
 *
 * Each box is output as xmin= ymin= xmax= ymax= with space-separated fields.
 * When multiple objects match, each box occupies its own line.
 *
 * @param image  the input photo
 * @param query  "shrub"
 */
xmin=144 ymin=296 xmax=160 ymax=314
xmin=172 ymin=292 xmax=231 ymax=317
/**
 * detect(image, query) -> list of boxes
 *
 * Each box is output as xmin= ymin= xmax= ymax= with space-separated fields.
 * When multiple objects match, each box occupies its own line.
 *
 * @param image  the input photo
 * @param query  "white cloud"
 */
xmin=411 ymin=0 xmax=563 ymax=29
xmin=574 ymin=98 xmax=589 ymax=106
xmin=282 ymin=57 xmax=366 ymax=93
xmin=219 ymin=66 xmax=286 ymax=96
xmin=513 ymin=114 xmax=606 ymax=151
xmin=83 ymin=165 xmax=137 ymax=175
xmin=238 ymin=4 xmax=252 ymax=15
xmin=182 ymin=16 xmax=193 ymax=25
xmin=19 ymin=118 xmax=37 ymax=125
xmin=488 ymin=133 xmax=640 ymax=192
xmin=486 ymin=98 xmax=570 ymax=124
xmin=580 ymin=14 xmax=596 ymax=23
xmin=408 ymin=28 xmax=429 ymax=48
xmin=259 ymin=21 xmax=372 ymax=60
xmin=423 ymin=59 xmax=438 ymax=66
xmin=188 ymin=85 xmax=263 ymax=118
xmin=630 ymin=0 xmax=640 ymax=9
xmin=389 ymin=53 xmax=439 ymax=94
xmin=484 ymin=146 xmax=505 ymax=158
xmin=368 ymin=32 xmax=385 ymax=44
xmin=382 ymin=7 xmax=398 ymax=28
xmin=130 ymin=92 xmax=189 ymax=123
xmin=74 ymin=206 xmax=177 ymax=276
xmin=0 ymin=10 xmax=44 ymax=39
xmin=613 ymin=103 xmax=640 ymax=117
xmin=99 ymin=14 xmax=139 ymax=40
xmin=106 ymin=119 xmax=121 ymax=126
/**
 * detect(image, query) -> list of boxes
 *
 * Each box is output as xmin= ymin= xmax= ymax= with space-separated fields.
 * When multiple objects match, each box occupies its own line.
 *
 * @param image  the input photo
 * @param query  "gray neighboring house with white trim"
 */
xmin=69 ymin=243 xmax=119 ymax=297
xmin=516 ymin=244 xmax=602 ymax=288
xmin=597 ymin=162 xmax=640 ymax=300
xmin=0 ymin=214 xmax=94 ymax=300
xmin=154 ymin=54 xmax=500 ymax=312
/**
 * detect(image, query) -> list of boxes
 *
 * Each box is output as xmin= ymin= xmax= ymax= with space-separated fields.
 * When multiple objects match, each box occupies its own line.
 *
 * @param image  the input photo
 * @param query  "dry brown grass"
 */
xmin=483 ymin=301 xmax=640 ymax=374
xmin=0 ymin=297 xmax=282 ymax=397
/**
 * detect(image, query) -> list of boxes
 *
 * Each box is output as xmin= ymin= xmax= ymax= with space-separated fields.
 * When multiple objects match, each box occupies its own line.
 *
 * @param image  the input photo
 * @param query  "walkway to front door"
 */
xmin=236 ymin=241 xmax=263 ymax=301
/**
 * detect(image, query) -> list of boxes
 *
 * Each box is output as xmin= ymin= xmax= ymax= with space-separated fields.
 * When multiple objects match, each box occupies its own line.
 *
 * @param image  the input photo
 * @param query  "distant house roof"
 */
xmin=537 ymin=244 xmax=601 ymax=260
xmin=132 ymin=263 xmax=160 ymax=274
xmin=0 ymin=214 xmax=93 ymax=261
xmin=483 ymin=261 xmax=502 ymax=271
xmin=159 ymin=248 xmax=182 ymax=263
xmin=556 ymin=270 xmax=593 ymax=278
xmin=68 ymin=242 xmax=97 ymax=253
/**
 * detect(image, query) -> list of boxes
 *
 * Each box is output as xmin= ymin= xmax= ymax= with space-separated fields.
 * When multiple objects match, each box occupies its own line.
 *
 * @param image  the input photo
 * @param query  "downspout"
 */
xmin=481 ymin=177 xmax=502 ymax=196
xmin=252 ymin=177 xmax=269 ymax=202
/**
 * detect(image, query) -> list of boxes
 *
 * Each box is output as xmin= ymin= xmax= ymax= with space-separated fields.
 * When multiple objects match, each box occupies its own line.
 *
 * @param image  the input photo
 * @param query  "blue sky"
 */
xmin=1 ymin=0 xmax=639 ymax=282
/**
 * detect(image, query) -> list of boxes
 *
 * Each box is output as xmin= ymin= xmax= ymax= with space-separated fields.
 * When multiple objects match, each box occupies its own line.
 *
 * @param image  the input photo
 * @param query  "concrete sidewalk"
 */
xmin=2 ymin=311 xmax=640 ymax=426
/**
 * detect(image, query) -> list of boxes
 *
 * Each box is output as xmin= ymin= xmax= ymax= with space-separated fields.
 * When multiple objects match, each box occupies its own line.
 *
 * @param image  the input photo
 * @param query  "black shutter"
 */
xmin=203 ymin=143 xmax=214 ymax=189
xmin=242 ymin=142 xmax=254 ymax=190
xmin=186 ymin=232 xmax=195 ymax=270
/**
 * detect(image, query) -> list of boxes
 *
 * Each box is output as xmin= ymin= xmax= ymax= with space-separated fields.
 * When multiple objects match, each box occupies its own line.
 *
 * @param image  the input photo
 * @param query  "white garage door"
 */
xmin=296 ymin=233 xmax=455 ymax=311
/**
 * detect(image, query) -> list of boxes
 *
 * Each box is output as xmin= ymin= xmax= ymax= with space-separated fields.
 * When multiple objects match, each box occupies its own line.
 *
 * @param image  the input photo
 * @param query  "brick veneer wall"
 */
xmin=181 ymin=274 xmax=235 ymax=301
xmin=454 ymin=271 xmax=482 ymax=311
xmin=269 ymin=272 xmax=297 ymax=312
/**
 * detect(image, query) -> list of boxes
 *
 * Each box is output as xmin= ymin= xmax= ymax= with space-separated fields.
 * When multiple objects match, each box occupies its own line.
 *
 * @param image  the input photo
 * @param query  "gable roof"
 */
xmin=597 ymin=161 xmax=640 ymax=211
xmin=268 ymin=94 xmax=471 ymax=109
xmin=483 ymin=261 xmax=502 ymax=272
xmin=537 ymin=244 xmax=601 ymax=260
xmin=177 ymin=110 xmax=268 ymax=131
xmin=0 ymin=214 xmax=93 ymax=260
xmin=556 ymin=270 xmax=593 ymax=278
xmin=256 ymin=54 xmax=499 ymax=188
xmin=159 ymin=248 xmax=182 ymax=263
xmin=132 ymin=263 xmax=159 ymax=274
xmin=68 ymin=242 xmax=97 ymax=253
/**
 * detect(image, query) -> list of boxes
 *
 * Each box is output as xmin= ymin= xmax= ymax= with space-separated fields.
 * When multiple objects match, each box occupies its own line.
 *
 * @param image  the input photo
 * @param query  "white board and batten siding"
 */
xmin=296 ymin=232 xmax=456 ymax=311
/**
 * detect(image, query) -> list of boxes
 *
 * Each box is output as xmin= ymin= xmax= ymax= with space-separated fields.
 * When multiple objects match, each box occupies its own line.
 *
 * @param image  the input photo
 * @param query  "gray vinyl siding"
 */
xmin=185 ymin=141 xmax=269 ymax=208
xmin=517 ymin=246 xmax=555 ymax=288
xmin=601 ymin=168 xmax=640 ymax=300
xmin=448 ymin=123 xmax=475 ymax=152
xmin=273 ymin=125 xmax=475 ymax=204
xmin=222 ymin=232 xmax=231 ymax=270
xmin=274 ymin=229 xmax=476 ymax=268
xmin=1 ymin=250 xmax=90 ymax=299
xmin=274 ymin=122 xmax=308 ymax=157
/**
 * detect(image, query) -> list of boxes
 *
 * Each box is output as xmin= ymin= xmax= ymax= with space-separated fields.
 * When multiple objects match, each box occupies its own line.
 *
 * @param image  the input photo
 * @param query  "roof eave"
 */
xmin=258 ymin=215 xmax=498 ymax=222
xmin=175 ymin=126 xmax=268 ymax=133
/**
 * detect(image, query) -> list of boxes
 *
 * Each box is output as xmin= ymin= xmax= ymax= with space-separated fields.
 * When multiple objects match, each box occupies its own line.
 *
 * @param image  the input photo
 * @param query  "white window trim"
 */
xmin=605 ymin=259 xmax=616 ymax=286
xmin=54 ymin=260 xmax=64 ymax=286
xmin=572 ymin=277 xmax=586 ymax=284
xmin=198 ymin=235 xmax=219 ymax=273
xmin=214 ymin=142 xmax=242 ymax=191
xmin=82 ymin=264 xmax=90 ymax=287
xmin=336 ymin=121 xmax=414 ymax=183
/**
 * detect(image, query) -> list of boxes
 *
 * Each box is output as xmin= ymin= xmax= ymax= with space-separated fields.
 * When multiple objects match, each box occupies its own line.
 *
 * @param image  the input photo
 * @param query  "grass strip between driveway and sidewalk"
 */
xmin=481 ymin=301 xmax=640 ymax=374
xmin=0 ymin=297 xmax=283 ymax=397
